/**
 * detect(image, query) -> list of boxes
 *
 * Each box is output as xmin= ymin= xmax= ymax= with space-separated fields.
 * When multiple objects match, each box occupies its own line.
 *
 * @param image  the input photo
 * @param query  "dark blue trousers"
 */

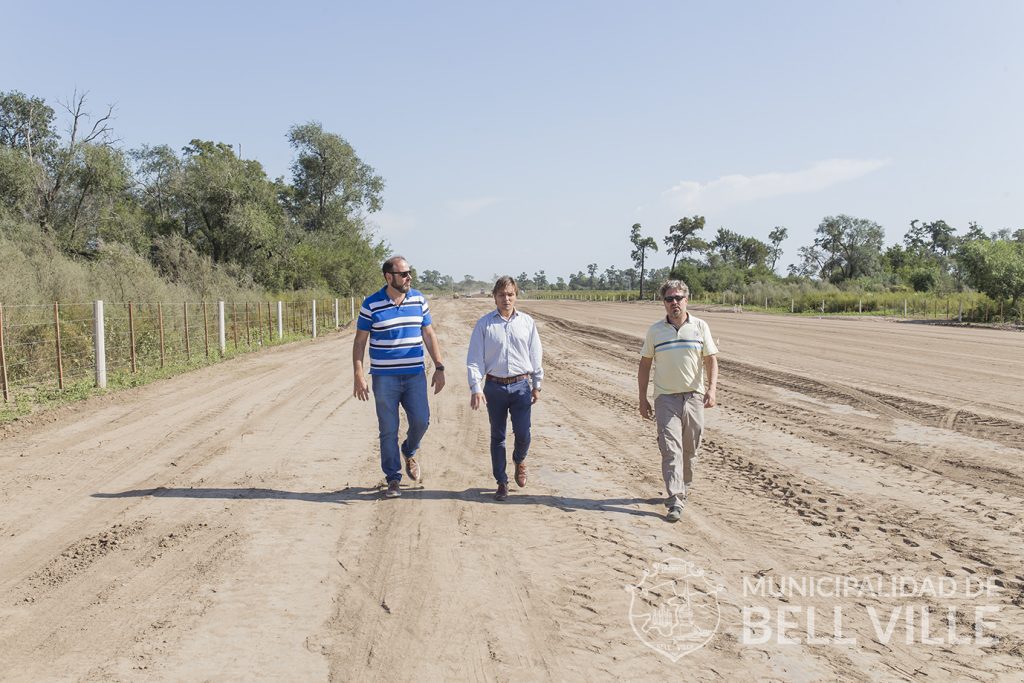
xmin=483 ymin=378 xmax=532 ymax=484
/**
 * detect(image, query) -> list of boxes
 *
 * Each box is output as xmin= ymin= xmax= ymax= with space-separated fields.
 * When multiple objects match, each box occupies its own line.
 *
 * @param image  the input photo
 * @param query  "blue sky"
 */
xmin=3 ymin=1 xmax=1022 ymax=281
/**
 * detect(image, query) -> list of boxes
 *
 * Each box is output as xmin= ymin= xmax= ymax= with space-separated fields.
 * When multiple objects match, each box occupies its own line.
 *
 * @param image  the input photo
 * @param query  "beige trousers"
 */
xmin=655 ymin=391 xmax=705 ymax=508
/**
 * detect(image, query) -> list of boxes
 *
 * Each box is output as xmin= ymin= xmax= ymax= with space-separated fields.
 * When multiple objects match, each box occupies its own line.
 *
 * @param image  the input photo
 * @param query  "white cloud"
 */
xmin=447 ymin=196 xmax=501 ymax=218
xmin=662 ymin=158 xmax=892 ymax=212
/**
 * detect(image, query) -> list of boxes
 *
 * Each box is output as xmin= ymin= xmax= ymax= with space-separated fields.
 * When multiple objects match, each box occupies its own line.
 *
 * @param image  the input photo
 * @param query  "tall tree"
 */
xmin=630 ymin=223 xmax=658 ymax=299
xmin=813 ymin=214 xmax=885 ymax=282
xmin=587 ymin=263 xmax=598 ymax=289
xmin=287 ymin=121 xmax=384 ymax=233
xmin=905 ymin=219 xmax=956 ymax=256
xmin=664 ymin=215 xmax=706 ymax=273
xmin=0 ymin=90 xmax=59 ymax=161
xmin=958 ymin=236 xmax=1024 ymax=309
xmin=172 ymin=139 xmax=286 ymax=283
xmin=768 ymin=226 xmax=788 ymax=272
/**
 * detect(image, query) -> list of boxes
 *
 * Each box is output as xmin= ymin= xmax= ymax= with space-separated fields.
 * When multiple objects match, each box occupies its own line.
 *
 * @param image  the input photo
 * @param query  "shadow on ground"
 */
xmin=92 ymin=486 xmax=665 ymax=518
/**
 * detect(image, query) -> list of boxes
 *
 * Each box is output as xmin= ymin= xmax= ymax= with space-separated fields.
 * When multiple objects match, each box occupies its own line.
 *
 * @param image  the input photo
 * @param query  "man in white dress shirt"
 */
xmin=466 ymin=276 xmax=544 ymax=501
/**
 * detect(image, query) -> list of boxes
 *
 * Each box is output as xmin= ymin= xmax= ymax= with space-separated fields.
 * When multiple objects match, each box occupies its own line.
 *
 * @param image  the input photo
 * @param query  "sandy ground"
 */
xmin=0 ymin=298 xmax=1022 ymax=682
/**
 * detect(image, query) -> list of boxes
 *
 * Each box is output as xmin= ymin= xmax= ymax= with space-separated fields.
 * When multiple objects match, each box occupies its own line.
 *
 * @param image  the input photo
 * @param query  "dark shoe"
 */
xmin=666 ymin=505 xmax=683 ymax=523
xmin=404 ymin=456 xmax=420 ymax=482
xmin=495 ymin=483 xmax=509 ymax=501
xmin=514 ymin=461 xmax=527 ymax=488
xmin=385 ymin=480 xmax=401 ymax=498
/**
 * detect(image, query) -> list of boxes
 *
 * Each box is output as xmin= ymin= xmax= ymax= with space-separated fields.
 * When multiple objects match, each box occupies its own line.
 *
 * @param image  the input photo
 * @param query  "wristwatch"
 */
xmin=435 ymin=364 xmax=445 ymax=372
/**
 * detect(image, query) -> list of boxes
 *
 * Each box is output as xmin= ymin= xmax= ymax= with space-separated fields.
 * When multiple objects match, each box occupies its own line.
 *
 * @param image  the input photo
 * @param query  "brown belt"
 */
xmin=486 ymin=373 xmax=530 ymax=385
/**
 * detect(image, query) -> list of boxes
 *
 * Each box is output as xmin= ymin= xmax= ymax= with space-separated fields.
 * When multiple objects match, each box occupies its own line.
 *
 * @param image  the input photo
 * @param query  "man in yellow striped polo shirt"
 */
xmin=638 ymin=280 xmax=719 ymax=523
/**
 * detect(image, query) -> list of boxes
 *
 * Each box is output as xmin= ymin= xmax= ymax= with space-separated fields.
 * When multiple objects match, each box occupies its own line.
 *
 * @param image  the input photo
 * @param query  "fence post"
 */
xmin=277 ymin=301 xmax=283 ymax=339
xmin=183 ymin=302 xmax=191 ymax=360
xmin=351 ymin=296 xmax=355 ymax=322
xmin=54 ymin=301 xmax=64 ymax=390
xmin=790 ymin=298 xmax=794 ymax=313
xmin=903 ymin=299 xmax=907 ymax=318
xmin=158 ymin=302 xmax=165 ymax=369
xmin=257 ymin=301 xmax=264 ymax=346
xmin=0 ymin=303 xmax=10 ymax=402
xmin=859 ymin=299 xmax=862 ymax=314
xmin=218 ymin=301 xmax=226 ymax=356
xmin=128 ymin=302 xmax=138 ymax=373
xmin=958 ymin=299 xmax=963 ymax=323
xmin=245 ymin=302 xmax=251 ymax=346
xmin=94 ymin=300 xmax=106 ymax=389
xmin=335 ymin=298 xmax=340 ymax=329
xmin=312 ymin=300 xmax=318 ymax=338
xmin=232 ymin=302 xmax=238 ymax=350
xmin=203 ymin=302 xmax=210 ymax=358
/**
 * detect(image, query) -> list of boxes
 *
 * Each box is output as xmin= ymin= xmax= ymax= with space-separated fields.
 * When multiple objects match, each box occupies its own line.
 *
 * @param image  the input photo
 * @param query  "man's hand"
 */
xmin=431 ymin=369 xmax=446 ymax=394
xmin=639 ymin=396 xmax=654 ymax=419
xmin=354 ymin=374 xmax=370 ymax=401
xmin=531 ymin=388 xmax=541 ymax=405
xmin=471 ymin=392 xmax=485 ymax=410
xmin=703 ymin=387 xmax=717 ymax=408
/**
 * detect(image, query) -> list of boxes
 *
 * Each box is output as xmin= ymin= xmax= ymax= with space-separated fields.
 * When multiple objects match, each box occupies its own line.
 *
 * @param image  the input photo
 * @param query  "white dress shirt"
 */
xmin=466 ymin=309 xmax=544 ymax=394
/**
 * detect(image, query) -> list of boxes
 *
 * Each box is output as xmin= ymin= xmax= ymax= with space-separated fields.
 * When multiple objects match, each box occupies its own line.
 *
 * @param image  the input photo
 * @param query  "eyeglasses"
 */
xmin=663 ymin=295 xmax=686 ymax=303
xmin=388 ymin=270 xmax=412 ymax=278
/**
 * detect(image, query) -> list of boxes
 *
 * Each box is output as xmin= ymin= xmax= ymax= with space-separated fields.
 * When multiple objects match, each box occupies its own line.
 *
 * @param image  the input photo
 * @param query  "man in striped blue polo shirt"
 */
xmin=353 ymin=256 xmax=446 ymax=498
xmin=638 ymin=280 xmax=719 ymax=523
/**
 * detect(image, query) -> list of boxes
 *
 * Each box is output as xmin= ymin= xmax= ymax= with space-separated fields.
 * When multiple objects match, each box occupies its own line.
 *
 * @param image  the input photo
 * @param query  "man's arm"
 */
xmin=638 ymin=356 xmax=654 ymax=419
xmin=703 ymin=354 xmax=718 ymax=408
xmin=421 ymin=324 xmax=446 ymax=394
xmin=528 ymin=319 xmax=543 ymax=404
xmin=353 ymin=329 xmax=370 ymax=400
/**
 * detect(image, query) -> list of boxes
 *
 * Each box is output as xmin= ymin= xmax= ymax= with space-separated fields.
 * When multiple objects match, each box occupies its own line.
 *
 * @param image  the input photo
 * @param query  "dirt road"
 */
xmin=1 ymin=299 xmax=1022 ymax=681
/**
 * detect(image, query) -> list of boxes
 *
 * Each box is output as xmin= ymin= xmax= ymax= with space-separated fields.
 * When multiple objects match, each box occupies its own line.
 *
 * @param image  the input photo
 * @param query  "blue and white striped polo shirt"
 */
xmin=357 ymin=286 xmax=433 ymax=375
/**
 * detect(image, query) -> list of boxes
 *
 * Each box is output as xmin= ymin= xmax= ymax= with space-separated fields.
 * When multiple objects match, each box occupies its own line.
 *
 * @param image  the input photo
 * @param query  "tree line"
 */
xmin=624 ymin=215 xmax=1024 ymax=311
xmin=420 ymin=214 xmax=1023 ymax=316
xmin=0 ymin=89 xmax=388 ymax=300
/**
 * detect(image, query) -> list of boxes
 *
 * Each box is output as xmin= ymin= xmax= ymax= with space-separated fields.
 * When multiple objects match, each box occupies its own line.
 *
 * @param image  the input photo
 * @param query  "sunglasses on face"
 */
xmin=663 ymin=295 xmax=686 ymax=303
xmin=388 ymin=270 xmax=412 ymax=278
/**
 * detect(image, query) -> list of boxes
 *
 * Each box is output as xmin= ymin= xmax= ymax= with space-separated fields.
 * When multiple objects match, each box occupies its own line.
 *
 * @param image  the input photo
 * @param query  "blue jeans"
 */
xmin=372 ymin=372 xmax=430 ymax=482
xmin=483 ymin=378 xmax=532 ymax=484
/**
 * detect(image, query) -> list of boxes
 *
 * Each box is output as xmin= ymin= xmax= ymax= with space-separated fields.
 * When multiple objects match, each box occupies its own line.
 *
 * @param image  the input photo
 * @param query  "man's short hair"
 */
xmin=492 ymin=275 xmax=519 ymax=296
xmin=659 ymin=280 xmax=689 ymax=299
xmin=382 ymin=255 xmax=407 ymax=274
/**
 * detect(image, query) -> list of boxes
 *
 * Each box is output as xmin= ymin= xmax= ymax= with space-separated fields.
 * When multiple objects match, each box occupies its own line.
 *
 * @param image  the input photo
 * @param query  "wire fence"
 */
xmin=0 ymin=298 xmax=359 ymax=403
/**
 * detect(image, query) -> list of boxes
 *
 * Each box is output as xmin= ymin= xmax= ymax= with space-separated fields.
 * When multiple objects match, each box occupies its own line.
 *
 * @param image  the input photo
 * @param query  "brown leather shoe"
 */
xmin=404 ymin=456 xmax=420 ymax=482
xmin=514 ymin=461 xmax=527 ymax=488
xmin=495 ymin=483 xmax=509 ymax=501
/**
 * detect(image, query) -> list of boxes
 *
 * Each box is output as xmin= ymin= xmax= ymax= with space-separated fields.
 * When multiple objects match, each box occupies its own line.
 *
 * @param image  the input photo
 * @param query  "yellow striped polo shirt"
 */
xmin=640 ymin=313 xmax=719 ymax=397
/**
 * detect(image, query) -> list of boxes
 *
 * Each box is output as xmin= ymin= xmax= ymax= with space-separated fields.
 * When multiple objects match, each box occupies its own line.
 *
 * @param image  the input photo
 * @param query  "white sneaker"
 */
xmin=666 ymin=505 xmax=683 ymax=523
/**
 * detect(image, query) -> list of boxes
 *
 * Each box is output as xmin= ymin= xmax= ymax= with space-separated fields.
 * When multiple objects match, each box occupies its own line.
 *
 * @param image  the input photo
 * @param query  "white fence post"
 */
xmin=218 ymin=301 xmax=226 ymax=355
xmin=312 ymin=300 xmax=318 ymax=338
xmin=334 ymin=298 xmax=340 ymax=329
xmin=350 ymin=296 xmax=355 ymax=322
xmin=94 ymin=300 xmax=106 ymax=388
xmin=277 ymin=301 xmax=284 ymax=339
